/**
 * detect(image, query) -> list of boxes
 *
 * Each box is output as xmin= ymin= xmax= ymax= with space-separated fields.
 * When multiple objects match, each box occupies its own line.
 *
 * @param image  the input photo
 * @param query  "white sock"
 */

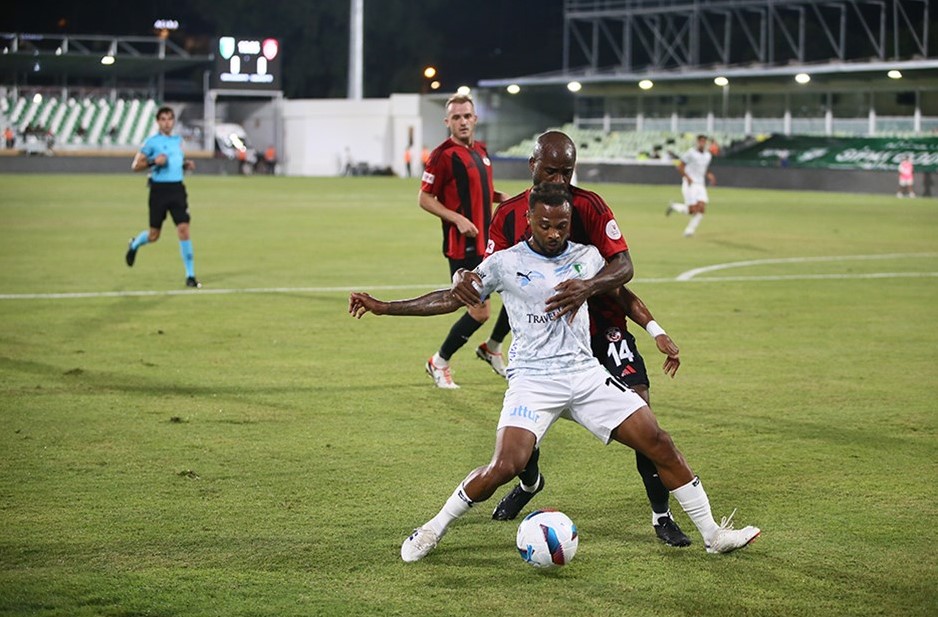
xmin=425 ymin=483 xmax=473 ymax=537
xmin=670 ymin=202 xmax=689 ymax=214
xmin=485 ymin=339 xmax=502 ymax=354
xmin=432 ymin=352 xmax=449 ymax=368
xmin=684 ymin=213 xmax=703 ymax=235
xmin=671 ymin=476 xmax=719 ymax=542
xmin=520 ymin=473 xmax=541 ymax=493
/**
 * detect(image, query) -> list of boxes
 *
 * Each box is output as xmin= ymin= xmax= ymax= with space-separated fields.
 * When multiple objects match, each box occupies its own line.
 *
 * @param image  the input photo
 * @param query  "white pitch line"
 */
xmin=0 ymin=283 xmax=445 ymax=301
xmin=2 ymin=254 xmax=937 ymax=301
xmin=676 ymin=252 xmax=938 ymax=281
xmin=679 ymin=272 xmax=938 ymax=283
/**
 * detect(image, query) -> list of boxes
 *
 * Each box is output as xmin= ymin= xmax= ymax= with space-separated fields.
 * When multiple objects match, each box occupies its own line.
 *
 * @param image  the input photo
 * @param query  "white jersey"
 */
xmin=680 ymin=147 xmax=712 ymax=184
xmin=475 ymin=240 xmax=606 ymax=377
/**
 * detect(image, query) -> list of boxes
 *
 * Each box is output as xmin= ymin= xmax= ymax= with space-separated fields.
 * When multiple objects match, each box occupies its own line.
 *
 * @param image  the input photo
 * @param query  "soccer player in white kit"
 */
xmin=667 ymin=134 xmax=716 ymax=237
xmin=349 ymin=182 xmax=760 ymax=561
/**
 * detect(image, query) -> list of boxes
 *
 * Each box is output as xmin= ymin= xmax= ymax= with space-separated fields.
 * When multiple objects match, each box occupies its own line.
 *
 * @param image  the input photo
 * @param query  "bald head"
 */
xmin=533 ymin=131 xmax=576 ymax=161
xmin=530 ymin=130 xmax=577 ymax=187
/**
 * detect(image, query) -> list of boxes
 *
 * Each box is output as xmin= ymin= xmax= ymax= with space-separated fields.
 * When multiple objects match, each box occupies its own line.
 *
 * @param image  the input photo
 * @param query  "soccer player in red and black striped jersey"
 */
xmin=454 ymin=130 xmax=691 ymax=547
xmin=418 ymin=94 xmax=512 ymax=388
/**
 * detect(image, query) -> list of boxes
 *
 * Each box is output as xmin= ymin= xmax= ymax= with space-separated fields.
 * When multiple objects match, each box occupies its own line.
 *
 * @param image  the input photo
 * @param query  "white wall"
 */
xmin=282 ymin=93 xmax=425 ymax=177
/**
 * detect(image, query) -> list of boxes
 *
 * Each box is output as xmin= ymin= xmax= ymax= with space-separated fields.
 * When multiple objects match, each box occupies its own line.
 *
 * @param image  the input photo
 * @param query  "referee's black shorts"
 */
xmin=148 ymin=181 xmax=190 ymax=229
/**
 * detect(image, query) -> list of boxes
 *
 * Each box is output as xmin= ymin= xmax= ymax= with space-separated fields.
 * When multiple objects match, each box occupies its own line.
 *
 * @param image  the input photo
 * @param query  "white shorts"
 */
xmin=496 ymin=365 xmax=647 ymax=446
xmin=899 ymin=178 xmax=913 ymax=187
xmin=682 ymin=180 xmax=709 ymax=206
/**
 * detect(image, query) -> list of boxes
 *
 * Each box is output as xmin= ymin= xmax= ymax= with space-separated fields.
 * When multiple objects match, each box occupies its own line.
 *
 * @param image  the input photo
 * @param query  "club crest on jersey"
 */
xmin=605 ymin=219 xmax=623 ymax=240
xmin=605 ymin=327 xmax=622 ymax=343
xmin=554 ymin=262 xmax=586 ymax=278
xmin=483 ymin=156 xmax=491 ymax=166
xmin=421 ymin=170 xmax=435 ymax=185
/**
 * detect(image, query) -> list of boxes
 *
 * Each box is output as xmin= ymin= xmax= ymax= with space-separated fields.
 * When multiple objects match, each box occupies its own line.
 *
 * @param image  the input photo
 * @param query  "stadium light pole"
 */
xmin=348 ymin=0 xmax=363 ymax=100
xmin=714 ymin=77 xmax=729 ymax=131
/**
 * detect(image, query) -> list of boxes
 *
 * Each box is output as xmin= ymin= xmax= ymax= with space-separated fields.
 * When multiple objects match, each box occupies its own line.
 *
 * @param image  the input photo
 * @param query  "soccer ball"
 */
xmin=516 ymin=509 xmax=578 ymax=569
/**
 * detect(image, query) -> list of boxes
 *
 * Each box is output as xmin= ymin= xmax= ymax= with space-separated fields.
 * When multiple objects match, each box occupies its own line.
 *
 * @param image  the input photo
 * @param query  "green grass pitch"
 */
xmin=1 ymin=173 xmax=936 ymax=616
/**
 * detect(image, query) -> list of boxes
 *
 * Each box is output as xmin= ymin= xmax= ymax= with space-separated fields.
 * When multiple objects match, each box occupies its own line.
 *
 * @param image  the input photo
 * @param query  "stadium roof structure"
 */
xmin=0 ymin=33 xmax=210 ymax=87
xmin=479 ymin=0 xmax=938 ymax=93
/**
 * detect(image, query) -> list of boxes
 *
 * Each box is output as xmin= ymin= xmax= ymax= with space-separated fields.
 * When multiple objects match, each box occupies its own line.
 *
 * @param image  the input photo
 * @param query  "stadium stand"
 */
xmin=498 ymin=125 xmax=748 ymax=163
xmin=5 ymin=93 xmax=158 ymax=150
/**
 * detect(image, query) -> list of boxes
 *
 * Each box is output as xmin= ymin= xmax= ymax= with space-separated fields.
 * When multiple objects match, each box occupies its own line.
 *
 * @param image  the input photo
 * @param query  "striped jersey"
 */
xmin=421 ymin=137 xmax=496 ymax=259
xmin=486 ymin=185 xmax=628 ymax=259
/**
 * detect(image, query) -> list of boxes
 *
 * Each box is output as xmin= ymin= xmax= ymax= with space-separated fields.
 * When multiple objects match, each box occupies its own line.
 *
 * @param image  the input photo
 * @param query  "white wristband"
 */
xmin=645 ymin=320 xmax=667 ymax=338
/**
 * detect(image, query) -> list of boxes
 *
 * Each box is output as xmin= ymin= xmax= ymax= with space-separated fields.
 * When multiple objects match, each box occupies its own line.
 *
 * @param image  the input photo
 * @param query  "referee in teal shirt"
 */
xmin=125 ymin=106 xmax=201 ymax=288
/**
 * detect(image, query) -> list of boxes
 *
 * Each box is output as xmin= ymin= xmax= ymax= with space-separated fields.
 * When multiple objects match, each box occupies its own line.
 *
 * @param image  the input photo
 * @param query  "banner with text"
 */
xmin=723 ymin=135 xmax=938 ymax=172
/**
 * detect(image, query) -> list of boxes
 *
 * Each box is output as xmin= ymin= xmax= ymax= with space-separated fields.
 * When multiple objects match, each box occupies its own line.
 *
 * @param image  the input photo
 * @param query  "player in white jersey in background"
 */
xmin=348 ymin=182 xmax=760 ymax=562
xmin=667 ymin=134 xmax=716 ymax=237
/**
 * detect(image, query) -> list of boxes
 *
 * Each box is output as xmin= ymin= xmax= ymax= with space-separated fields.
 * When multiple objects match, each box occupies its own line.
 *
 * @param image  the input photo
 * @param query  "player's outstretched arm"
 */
xmin=349 ymin=289 xmax=462 ymax=319
xmin=450 ymin=268 xmax=484 ymax=308
xmin=349 ymin=292 xmax=385 ymax=318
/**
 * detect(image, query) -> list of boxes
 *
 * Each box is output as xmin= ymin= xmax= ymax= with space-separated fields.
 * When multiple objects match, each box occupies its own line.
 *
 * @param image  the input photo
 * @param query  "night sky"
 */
xmin=5 ymin=1 xmax=566 ymax=98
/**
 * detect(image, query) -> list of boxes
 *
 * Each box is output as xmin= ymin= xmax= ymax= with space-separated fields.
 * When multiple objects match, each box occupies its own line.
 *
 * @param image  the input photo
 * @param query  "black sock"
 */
xmin=518 ymin=447 xmax=541 ymax=487
xmin=439 ymin=312 xmax=484 ymax=360
xmin=489 ymin=306 xmax=511 ymax=344
xmin=636 ymin=451 xmax=670 ymax=515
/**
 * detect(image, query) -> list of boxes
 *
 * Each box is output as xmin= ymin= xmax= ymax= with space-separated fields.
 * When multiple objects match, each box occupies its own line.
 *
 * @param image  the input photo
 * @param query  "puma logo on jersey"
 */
xmin=516 ymin=270 xmax=545 ymax=287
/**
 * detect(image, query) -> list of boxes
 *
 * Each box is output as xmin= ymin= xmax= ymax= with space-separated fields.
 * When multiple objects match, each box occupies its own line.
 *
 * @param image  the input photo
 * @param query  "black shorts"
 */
xmin=148 ymin=182 xmax=190 ymax=229
xmin=447 ymin=254 xmax=484 ymax=277
xmin=591 ymin=326 xmax=649 ymax=388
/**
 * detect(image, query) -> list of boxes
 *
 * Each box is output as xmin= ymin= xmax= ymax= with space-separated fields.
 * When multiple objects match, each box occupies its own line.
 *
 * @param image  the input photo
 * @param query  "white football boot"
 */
xmin=401 ymin=527 xmax=441 ymax=562
xmin=425 ymin=357 xmax=459 ymax=389
xmin=705 ymin=510 xmax=761 ymax=554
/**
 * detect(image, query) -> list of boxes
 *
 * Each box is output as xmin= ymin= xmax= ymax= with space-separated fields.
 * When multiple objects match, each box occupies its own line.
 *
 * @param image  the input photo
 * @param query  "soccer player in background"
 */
xmin=666 ymin=134 xmax=716 ymax=237
xmin=349 ymin=182 xmax=760 ymax=561
xmin=453 ymin=130 xmax=691 ymax=547
xmin=125 ymin=106 xmax=201 ymax=288
xmin=418 ymin=94 xmax=511 ymax=388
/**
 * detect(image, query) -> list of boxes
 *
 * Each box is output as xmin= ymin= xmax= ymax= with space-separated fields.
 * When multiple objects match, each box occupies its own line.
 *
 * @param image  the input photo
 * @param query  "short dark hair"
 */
xmin=697 ymin=134 xmax=708 ymax=141
xmin=156 ymin=106 xmax=175 ymax=119
xmin=528 ymin=182 xmax=572 ymax=211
